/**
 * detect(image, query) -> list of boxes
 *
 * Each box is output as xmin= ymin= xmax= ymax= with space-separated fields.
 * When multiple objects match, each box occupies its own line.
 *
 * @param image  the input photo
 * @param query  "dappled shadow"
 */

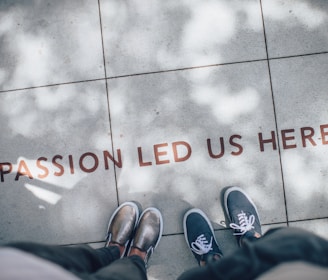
xmin=100 ymin=0 xmax=328 ymax=233
xmin=108 ymin=59 xmax=286 ymax=236
xmin=0 ymin=0 xmax=104 ymax=91
xmin=0 ymin=80 xmax=119 ymax=245
xmin=0 ymin=2 xmax=327 ymax=279
xmin=270 ymin=54 xmax=328 ymax=221
xmin=100 ymin=0 xmax=267 ymax=77
xmin=262 ymin=0 xmax=328 ymax=57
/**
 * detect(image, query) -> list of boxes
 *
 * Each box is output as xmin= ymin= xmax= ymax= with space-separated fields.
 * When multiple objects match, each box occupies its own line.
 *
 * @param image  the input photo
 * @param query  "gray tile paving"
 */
xmin=0 ymin=81 xmax=118 ymax=245
xmin=289 ymin=219 xmax=328 ymax=240
xmin=270 ymin=54 xmax=328 ymax=221
xmin=101 ymin=0 xmax=267 ymax=77
xmin=262 ymin=0 xmax=328 ymax=57
xmin=109 ymin=61 xmax=286 ymax=236
xmin=0 ymin=0 xmax=327 ymax=279
xmin=0 ymin=0 xmax=104 ymax=91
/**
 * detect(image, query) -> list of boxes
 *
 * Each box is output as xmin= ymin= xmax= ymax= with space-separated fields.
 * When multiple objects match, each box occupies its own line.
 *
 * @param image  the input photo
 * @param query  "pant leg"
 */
xmin=91 ymin=255 xmax=147 ymax=280
xmin=178 ymin=227 xmax=328 ymax=280
xmin=4 ymin=242 xmax=120 ymax=275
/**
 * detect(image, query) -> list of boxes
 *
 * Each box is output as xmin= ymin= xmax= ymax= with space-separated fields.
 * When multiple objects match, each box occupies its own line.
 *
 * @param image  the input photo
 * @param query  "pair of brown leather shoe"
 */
xmin=105 ymin=202 xmax=163 ymax=267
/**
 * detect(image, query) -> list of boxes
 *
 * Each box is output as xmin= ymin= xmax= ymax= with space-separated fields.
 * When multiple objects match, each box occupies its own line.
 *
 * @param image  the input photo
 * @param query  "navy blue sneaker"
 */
xmin=223 ymin=186 xmax=262 ymax=246
xmin=183 ymin=208 xmax=223 ymax=266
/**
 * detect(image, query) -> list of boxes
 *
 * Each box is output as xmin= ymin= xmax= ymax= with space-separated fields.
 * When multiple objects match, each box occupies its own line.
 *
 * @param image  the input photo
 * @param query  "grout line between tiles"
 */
xmin=103 ymin=52 xmax=328 ymax=81
xmin=0 ymin=77 xmax=106 ymax=94
xmin=259 ymin=0 xmax=289 ymax=226
xmin=97 ymin=0 xmax=120 ymax=207
xmin=288 ymin=217 xmax=328 ymax=223
xmin=104 ymin=59 xmax=268 ymax=80
xmin=1 ymin=52 xmax=327 ymax=94
xmin=269 ymin=51 xmax=328 ymax=61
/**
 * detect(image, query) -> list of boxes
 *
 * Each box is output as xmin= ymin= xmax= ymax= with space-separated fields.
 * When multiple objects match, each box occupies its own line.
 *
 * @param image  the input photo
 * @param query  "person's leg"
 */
xmin=91 ymin=256 xmax=147 ymax=280
xmin=178 ymin=187 xmax=328 ymax=280
xmin=179 ymin=186 xmax=263 ymax=280
xmin=4 ymin=201 xmax=140 ymax=276
xmin=178 ymin=226 xmax=328 ymax=280
xmin=4 ymin=242 xmax=116 ymax=274
xmin=206 ymin=227 xmax=328 ymax=280
xmin=181 ymin=186 xmax=261 ymax=268
xmin=91 ymin=207 xmax=163 ymax=280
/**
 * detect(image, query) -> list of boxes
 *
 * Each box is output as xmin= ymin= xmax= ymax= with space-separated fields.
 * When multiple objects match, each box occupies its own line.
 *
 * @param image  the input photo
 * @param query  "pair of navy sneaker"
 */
xmin=183 ymin=186 xmax=262 ymax=265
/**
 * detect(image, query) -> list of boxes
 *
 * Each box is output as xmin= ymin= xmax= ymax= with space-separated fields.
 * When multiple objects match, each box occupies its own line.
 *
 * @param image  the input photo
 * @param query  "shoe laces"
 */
xmin=230 ymin=211 xmax=255 ymax=235
xmin=191 ymin=234 xmax=213 ymax=255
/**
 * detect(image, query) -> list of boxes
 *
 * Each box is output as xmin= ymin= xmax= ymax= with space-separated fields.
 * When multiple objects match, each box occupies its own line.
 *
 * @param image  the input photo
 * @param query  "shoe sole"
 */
xmin=223 ymin=186 xmax=260 ymax=224
xmin=183 ymin=208 xmax=219 ymax=249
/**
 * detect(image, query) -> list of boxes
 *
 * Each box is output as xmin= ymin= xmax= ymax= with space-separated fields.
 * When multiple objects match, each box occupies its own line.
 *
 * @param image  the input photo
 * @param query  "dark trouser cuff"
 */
xmin=96 ymin=246 xmax=121 ymax=267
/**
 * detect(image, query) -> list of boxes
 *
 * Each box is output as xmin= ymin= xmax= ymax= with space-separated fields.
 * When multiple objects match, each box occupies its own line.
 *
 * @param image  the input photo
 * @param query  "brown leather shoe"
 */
xmin=128 ymin=207 xmax=163 ymax=267
xmin=105 ymin=202 xmax=140 ymax=258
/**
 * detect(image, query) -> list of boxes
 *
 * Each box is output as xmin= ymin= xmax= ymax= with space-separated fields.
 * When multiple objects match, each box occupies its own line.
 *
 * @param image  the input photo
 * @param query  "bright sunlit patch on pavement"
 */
xmin=191 ymin=85 xmax=260 ymax=124
xmin=25 ymin=183 xmax=62 ymax=205
xmin=264 ymin=1 xmax=326 ymax=28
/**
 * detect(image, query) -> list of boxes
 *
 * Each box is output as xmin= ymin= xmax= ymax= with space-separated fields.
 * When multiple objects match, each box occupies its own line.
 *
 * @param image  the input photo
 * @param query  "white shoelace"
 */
xmin=191 ymin=234 xmax=213 ymax=255
xmin=229 ymin=211 xmax=255 ymax=235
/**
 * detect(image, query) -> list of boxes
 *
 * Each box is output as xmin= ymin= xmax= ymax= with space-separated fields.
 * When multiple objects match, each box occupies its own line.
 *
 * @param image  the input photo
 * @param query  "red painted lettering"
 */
xmin=79 ymin=152 xmax=99 ymax=173
xmin=52 ymin=155 xmax=64 ymax=176
xmin=0 ymin=162 xmax=12 ymax=182
xmin=172 ymin=141 xmax=192 ymax=162
xmin=230 ymin=135 xmax=243 ymax=156
xmin=104 ymin=150 xmax=122 ymax=168
xmin=37 ymin=157 xmax=49 ymax=179
xmin=68 ymin=155 xmax=75 ymax=174
xmin=281 ymin=129 xmax=297 ymax=149
xmin=300 ymin=127 xmax=316 ymax=147
xmin=154 ymin=143 xmax=170 ymax=165
xmin=15 ymin=160 xmax=33 ymax=181
xmin=258 ymin=131 xmax=277 ymax=152
xmin=138 ymin=147 xmax=152 ymax=167
xmin=207 ymin=138 xmax=225 ymax=159
xmin=320 ymin=124 xmax=328 ymax=145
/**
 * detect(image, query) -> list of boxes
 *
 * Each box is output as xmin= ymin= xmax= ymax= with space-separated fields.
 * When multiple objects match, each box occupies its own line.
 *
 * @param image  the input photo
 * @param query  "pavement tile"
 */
xmin=0 ymin=81 xmax=117 ymax=245
xmin=289 ymin=219 xmax=328 ymax=240
xmin=100 ymin=0 xmax=266 ymax=76
xmin=270 ymin=54 xmax=328 ymax=221
xmin=262 ymin=0 xmax=328 ymax=58
xmin=0 ymin=0 xmax=104 ymax=91
xmin=108 ymin=61 xmax=287 ymax=236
